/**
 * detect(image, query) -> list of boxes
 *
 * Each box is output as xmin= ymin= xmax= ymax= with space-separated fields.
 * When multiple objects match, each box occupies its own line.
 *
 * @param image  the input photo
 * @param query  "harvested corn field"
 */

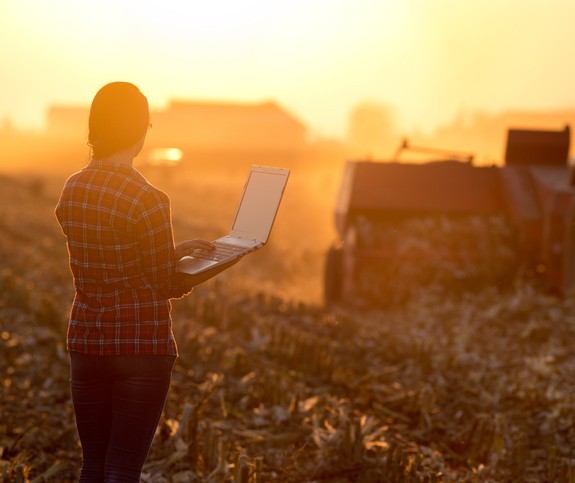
xmin=1 ymin=168 xmax=575 ymax=482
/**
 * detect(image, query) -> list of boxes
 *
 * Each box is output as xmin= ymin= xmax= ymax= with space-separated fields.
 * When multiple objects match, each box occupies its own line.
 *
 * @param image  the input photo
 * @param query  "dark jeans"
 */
xmin=69 ymin=352 xmax=176 ymax=483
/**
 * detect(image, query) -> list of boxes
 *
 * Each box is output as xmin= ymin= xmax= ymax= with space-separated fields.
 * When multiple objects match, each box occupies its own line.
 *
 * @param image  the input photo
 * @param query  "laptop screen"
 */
xmin=230 ymin=167 xmax=289 ymax=242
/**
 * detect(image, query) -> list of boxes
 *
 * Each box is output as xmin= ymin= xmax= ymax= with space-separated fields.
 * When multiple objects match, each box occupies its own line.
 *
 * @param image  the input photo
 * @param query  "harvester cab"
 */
xmin=325 ymin=125 xmax=573 ymax=307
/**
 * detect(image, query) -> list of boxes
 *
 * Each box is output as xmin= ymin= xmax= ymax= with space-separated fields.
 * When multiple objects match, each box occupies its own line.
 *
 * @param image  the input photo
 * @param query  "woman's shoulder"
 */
xmin=130 ymin=173 xmax=170 ymax=209
xmin=136 ymin=175 xmax=169 ymax=201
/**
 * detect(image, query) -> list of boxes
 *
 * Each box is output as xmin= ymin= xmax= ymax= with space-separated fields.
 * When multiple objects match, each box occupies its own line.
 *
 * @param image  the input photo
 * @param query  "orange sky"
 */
xmin=1 ymin=0 xmax=574 ymax=137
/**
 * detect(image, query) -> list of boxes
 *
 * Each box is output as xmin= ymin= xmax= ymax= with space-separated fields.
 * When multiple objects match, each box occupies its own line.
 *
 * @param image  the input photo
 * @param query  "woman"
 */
xmin=55 ymin=81 xmax=213 ymax=481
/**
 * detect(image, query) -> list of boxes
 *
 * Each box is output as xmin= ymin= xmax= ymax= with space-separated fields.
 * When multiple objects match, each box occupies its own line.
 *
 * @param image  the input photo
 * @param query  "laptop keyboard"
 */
xmin=190 ymin=242 xmax=246 ymax=261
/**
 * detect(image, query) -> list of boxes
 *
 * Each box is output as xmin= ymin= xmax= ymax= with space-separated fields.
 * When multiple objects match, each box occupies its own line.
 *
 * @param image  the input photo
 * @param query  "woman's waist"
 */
xmin=73 ymin=287 xmax=169 ymax=310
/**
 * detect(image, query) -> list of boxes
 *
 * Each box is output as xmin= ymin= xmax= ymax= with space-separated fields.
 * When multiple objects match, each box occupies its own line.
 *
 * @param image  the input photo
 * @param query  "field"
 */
xmin=2 ymin=156 xmax=575 ymax=482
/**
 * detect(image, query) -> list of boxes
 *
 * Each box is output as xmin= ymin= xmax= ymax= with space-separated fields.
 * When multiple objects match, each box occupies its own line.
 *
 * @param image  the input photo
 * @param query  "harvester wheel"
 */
xmin=324 ymin=245 xmax=343 ymax=306
xmin=563 ymin=203 xmax=575 ymax=295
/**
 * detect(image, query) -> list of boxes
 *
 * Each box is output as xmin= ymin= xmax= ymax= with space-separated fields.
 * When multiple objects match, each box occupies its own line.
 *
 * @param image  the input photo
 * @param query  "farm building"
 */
xmin=46 ymin=99 xmax=307 ymax=155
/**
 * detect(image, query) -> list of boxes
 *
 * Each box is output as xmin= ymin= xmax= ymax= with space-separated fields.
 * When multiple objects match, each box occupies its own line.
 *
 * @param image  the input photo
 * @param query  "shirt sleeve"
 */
xmin=133 ymin=187 xmax=193 ymax=299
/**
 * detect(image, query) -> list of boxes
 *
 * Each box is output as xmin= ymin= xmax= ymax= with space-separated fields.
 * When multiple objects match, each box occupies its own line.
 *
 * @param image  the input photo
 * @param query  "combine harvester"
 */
xmin=325 ymin=126 xmax=573 ymax=307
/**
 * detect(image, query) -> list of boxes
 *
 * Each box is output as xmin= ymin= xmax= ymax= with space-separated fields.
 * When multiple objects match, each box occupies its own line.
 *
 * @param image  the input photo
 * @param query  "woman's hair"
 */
xmin=88 ymin=82 xmax=149 ymax=159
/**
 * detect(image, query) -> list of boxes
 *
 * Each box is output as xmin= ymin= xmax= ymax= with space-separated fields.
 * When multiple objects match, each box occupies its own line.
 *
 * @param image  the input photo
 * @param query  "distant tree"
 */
xmin=1 ymin=117 xmax=14 ymax=135
xmin=347 ymin=101 xmax=400 ymax=159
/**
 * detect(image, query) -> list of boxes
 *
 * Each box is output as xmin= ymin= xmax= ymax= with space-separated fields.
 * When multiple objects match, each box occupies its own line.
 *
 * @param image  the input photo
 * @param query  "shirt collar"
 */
xmin=87 ymin=159 xmax=136 ymax=175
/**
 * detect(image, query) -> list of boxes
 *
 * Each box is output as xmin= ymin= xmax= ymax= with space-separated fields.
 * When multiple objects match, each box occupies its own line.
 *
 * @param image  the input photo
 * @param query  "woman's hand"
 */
xmin=175 ymin=239 xmax=215 ymax=259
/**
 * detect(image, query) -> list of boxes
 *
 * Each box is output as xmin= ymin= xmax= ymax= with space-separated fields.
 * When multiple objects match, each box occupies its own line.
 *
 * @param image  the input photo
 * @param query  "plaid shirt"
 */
xmin=55 ymin=160 xmax=191 ymax=356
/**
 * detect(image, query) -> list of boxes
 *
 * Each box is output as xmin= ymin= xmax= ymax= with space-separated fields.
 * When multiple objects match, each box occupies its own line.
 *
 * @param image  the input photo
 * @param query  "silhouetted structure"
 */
xmin=46 ymin=100 xmax=307 ymax=154
xmin=153 ymin=100 xmax=306 ymax=152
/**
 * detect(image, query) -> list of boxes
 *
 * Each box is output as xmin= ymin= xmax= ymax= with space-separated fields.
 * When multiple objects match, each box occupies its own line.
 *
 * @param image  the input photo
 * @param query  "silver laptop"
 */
xmin=177 ymin=165 xmax=290 ymax=275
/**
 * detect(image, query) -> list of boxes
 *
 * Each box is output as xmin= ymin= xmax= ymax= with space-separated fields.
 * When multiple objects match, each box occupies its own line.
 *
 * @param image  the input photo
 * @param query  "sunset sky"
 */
xmin=1 ymin=0 xmax=574 ymax=137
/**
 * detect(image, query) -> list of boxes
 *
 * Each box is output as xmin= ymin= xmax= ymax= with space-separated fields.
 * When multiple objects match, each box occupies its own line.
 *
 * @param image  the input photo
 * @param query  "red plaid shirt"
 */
xmin=55 ymin=160 xmax=191 ymax=356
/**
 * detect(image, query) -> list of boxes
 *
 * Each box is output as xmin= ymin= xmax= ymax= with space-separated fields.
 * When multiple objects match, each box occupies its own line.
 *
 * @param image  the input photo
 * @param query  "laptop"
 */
xmin=176 ymin=165 xmax=290 ymax=275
